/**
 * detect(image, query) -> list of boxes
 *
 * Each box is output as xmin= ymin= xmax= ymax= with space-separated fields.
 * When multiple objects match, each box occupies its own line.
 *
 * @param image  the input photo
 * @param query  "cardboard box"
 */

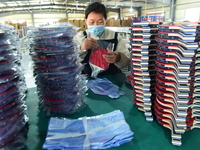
xmin=68 ymin=20 xmax=74 ymax=24
xmin=121 ymin=19 xmax=127 ymax=27
xmin=73 ymin=20 xmax=80 ymax=27
xmin=79 ymin=20 xmax=86 ymax=26
xmin=53 ymin=21 xmax=58 ymax=24
xmin=18 ymin=22 xmax=27 ymax=27
xmin=107 ymin=18 xmax=115 ymax=26
xmin=106 ymin=19 xmax=109 ymax=26
xmin=68 ymin=19 xmax=80 ymax=27
xmin=78 ymin=25 xmax=87 ymax=32
xmin=58 ymin=19 xmax=68 ymax=22
xmin=106 ymin=18 xmax=121 ymax=27
xmin=114 ymin=19 xmax=121 ymax=27
xmin=126 ymin=19 xmax=131 ymax=27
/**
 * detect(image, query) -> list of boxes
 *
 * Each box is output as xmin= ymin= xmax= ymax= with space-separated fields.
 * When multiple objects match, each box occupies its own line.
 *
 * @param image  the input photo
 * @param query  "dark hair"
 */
xmin=85 ymin=2 xmax=107 ymax=19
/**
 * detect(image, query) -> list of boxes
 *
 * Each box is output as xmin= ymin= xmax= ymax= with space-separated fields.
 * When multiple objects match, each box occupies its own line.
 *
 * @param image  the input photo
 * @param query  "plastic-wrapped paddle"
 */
xmin=89 ymin=48 xmax=109 ymax=78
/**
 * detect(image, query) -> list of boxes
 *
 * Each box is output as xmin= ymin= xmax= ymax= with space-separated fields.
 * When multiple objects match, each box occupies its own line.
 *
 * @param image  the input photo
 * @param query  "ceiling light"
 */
xmin=129 ymin=0 xmax=133 ymax=12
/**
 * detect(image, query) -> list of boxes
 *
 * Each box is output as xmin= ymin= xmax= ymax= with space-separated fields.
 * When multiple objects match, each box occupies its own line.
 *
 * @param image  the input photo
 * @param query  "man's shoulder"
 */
xmin=75 ymin=30 xmax=86 ymax=38
xmin=105 ymin=28 xmax=115 ymax=33
xmin=104 ymin=28 xmax=116 ymax=38
xmin=77 ymin=30 xmax=86 ymax=35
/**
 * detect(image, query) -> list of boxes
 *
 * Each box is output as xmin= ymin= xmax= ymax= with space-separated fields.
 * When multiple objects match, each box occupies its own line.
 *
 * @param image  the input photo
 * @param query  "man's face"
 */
xmin=85 ymin=12 xmax=106 ymax=26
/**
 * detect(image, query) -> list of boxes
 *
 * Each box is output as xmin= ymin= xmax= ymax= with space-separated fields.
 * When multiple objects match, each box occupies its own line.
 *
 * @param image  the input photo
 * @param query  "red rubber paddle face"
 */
xmin=90 ymin=48 xmax=109 ymax=70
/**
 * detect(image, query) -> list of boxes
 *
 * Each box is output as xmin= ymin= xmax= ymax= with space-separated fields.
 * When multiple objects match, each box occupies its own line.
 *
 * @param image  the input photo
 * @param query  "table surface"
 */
xmin=23 ymin=72 xmax=200 ymax=150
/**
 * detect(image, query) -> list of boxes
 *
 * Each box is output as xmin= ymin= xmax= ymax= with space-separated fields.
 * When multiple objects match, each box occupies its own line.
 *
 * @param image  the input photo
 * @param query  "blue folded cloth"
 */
xmin=43 ymin=110 xmax=134 ymax=150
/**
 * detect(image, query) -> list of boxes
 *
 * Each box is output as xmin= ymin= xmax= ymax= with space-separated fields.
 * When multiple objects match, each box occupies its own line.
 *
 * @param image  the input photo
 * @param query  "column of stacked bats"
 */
xmin=28 ymin=23 xmax=86 ymax=116
xmin=155 ymin=23 xmax=199 ymax=146
xmin=129 ymin=19 xmax=159 ymax=122
xmin=129 ymin=18 xmax=200 ymax=146
xmin=0 ymin=25 xmax=28 ymax=149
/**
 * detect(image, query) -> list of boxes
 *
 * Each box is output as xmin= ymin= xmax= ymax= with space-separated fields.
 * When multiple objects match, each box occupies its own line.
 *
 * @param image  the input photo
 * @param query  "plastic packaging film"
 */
xmin=0 ymin=24 xmax=28 ymax=149
xmin=89 ymin=41 xmax=114 ymax=78
xmin=27 ymin=22 xmax=87 ymax=116
xmin=87 ymin=78 xmax=125 ymax=98
xmin=43 ymin=110 xmax=134 ymax=150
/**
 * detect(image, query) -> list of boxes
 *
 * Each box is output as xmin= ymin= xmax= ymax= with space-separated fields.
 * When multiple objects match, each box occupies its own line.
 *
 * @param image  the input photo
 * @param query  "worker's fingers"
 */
xmin=103 ymin=52 xmax=120 ymax=63
xmin=81 ymin=38 xmax=98 ymax=50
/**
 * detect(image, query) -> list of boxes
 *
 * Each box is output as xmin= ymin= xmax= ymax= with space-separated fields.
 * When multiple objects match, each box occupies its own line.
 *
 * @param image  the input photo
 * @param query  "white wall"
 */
xmin=0 ymin=12 xmax=67 ymax=27
xmin=34 ymin=13 xmax=66 ymax=26
xmin=176 ymin=0 xmax=200 ymax=5
xmin=185 ymin=8 xmax=200 ymax=22
xmin=140 ymin=3 xmax=170 ymax=22
xmin=139 ymin=0 xmax=200 ymax=22
xmin=1 ymin=14 xmax=33 ymax=26
xmin=107 ymin=11 xmax=119 ymax=19
xmin=175 ymin=0 xmax=200 ymax=21
xmin=68 ymin=13 xmax=84 ymax=19
xmin=122 ymin=8 xmax=137 ymax=19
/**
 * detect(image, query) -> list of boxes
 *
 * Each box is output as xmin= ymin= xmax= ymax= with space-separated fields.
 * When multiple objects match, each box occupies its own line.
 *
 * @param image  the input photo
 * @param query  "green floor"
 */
xmin=24 ymin=72 xmax=200 ymax=150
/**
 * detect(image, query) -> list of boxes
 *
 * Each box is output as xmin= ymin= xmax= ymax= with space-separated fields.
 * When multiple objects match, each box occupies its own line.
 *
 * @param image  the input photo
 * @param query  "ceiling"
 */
xmin=0 ymin=0 xmax=171 ymax=16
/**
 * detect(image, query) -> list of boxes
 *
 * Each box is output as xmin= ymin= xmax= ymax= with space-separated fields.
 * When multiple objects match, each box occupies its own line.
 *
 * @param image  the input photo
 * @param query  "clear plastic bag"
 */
xmin=87 ymin=78 xmax=125 ymax=98
xmin=27 ymin=22 xmax=78 ymax=39
xmin=32 ymin=37 xmax=76 ymax=47
xmin=28 ymin=23 xmax=86 ymax=115
xmin=0 ymin=44 xmax=16 ymax=53
xmin=0 ymin=131 xmax=27 ymax=150
xmin=0 ymin=24 xmax=28 ymax=150
xmin=43 ymin=110 xmax=134 ymax=150
xmin=89 ymin=41 xmax=114 ymax=78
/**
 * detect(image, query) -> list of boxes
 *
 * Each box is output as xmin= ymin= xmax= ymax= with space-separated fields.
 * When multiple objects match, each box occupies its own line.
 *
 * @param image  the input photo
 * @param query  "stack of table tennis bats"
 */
xmin=129 ymin=20 xmax=159 ymax=122
xmin=129 ymin=19 xmax=200 ymax=146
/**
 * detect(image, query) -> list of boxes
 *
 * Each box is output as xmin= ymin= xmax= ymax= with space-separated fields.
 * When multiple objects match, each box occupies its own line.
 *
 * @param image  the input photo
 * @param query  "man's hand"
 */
xmin=80 ymin=38 xmax=98 ymax=50
xmin=103 ymin=51 xmax=121 ymax=63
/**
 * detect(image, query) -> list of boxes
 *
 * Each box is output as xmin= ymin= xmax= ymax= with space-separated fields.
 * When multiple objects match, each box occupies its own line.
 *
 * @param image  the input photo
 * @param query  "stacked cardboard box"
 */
xmin=58 ymin=18 xmax=131 ymax=31
xmin=68 ymin=19 xmax=80 ymax=27
xmin=121 ymin=19 xmax=131 ymax=27
xmin=106 ymin=18 xmax=121 ymax=27
xmin=79 ymin=20 xmax=87 ymax=31
xmin=58 ymin=19 xmax=68 ymax=22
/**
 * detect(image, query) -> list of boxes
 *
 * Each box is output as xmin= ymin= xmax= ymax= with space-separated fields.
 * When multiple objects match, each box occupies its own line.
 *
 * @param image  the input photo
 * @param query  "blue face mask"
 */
xmin=88 ymin=25 xmax=105 ymax=36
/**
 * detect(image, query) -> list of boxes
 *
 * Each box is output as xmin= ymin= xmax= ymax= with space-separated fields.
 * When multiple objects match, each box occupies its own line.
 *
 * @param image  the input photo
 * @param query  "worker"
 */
xmin=74 ymin=2 xmax=130 ymax=77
